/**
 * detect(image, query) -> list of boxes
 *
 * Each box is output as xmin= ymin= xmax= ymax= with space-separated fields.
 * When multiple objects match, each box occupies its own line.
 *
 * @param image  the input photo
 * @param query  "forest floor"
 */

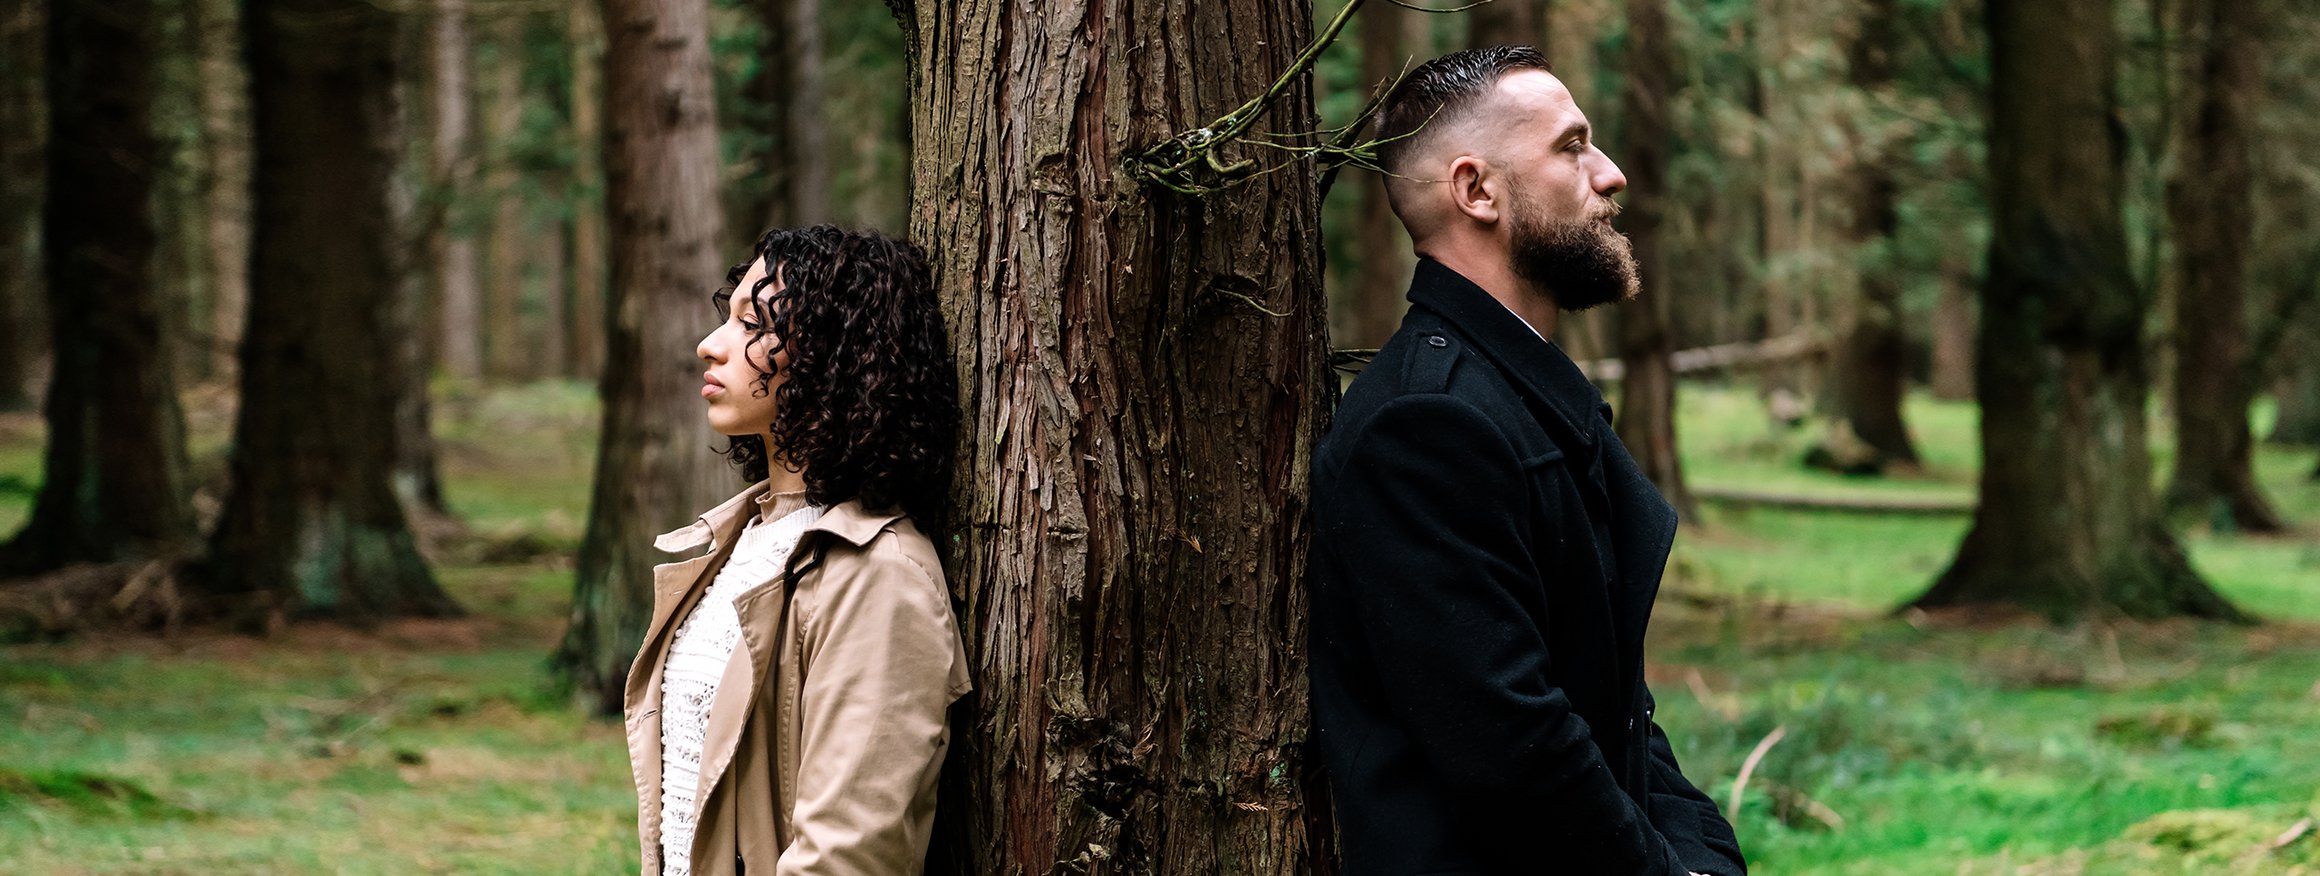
xmin=1 ymin=381 xmax=2316 ymax=874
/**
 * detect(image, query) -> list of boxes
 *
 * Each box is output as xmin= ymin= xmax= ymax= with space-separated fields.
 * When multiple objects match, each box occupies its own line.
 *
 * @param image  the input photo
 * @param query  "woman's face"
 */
xmin=698 ymin=257 xmax=787 ymax=438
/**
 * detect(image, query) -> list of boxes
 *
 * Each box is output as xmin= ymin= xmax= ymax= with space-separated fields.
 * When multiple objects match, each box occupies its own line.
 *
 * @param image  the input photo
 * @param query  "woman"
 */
xmin=624 ymin=226 xmax=971 ymax=876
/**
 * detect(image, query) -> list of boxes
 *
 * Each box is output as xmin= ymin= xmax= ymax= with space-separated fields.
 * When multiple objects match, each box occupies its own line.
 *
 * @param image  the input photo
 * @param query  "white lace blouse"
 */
xmin=656 ymin=494 xmax=822 ymax=876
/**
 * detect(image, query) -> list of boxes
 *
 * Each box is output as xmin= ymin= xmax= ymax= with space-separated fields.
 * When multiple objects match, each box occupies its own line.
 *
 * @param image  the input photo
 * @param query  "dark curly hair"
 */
xmin=711 ymin=226 xmax=958 ymax=518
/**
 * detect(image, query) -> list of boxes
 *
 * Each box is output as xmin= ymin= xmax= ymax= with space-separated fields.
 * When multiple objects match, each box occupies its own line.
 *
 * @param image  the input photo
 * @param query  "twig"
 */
xmin=1728 ymin=724 xmax=1787 ymax=817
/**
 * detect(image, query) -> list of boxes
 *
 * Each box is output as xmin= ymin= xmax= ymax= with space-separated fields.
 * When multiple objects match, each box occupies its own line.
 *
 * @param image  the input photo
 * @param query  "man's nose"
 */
xmin=1590 ymin=149 xmax=1627 ymax=197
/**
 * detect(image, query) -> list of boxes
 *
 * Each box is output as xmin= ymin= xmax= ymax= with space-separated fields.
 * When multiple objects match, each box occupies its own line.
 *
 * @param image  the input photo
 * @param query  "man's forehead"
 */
xmin=1493 ymin=69 xmax=1579 ymax=121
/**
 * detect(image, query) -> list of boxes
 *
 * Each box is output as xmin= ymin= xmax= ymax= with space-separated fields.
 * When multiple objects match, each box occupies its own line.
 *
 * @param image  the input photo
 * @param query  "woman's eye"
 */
xmin=740 ymin=321 xmax=762 ymax=332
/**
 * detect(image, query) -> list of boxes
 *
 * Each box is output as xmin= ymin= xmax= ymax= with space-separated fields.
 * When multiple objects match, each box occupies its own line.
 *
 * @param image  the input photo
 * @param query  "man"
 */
xmin=1309 ymin=47 xmax=1746 ymax=875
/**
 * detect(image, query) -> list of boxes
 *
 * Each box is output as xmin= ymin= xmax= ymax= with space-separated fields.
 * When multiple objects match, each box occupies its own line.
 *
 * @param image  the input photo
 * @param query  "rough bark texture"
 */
xmin=2160 ymin=0 xmax=2283 ymax=532
xmin=2 ymin=0 xmax=195 ymax=574
xmin=0 ymin=0 xmax=45 ymax=412
xmin=1823 ymin=0 xmax=1919 ymax=468
xmin=1336 ymin=0 xmax=1426 ymax=350
xmin=1910 ymin=0 xmax=2239 ymax=621
xmin=203 ymin=0 xmax=458 ymax=623
xmin=900 ymin=1 xmax=1335 ymax=872
xmin=193 ymin=0 xmax=249 ymax=385
xmin=431 ymin=0 xmax=484 ymax=382
xmin=556 ymin=0 xmax=730 ymax=713
xmin=1615 ymin=0 xmax=1695 ymax=518
xmin=566 ymin=0 xmax=606 ymax=378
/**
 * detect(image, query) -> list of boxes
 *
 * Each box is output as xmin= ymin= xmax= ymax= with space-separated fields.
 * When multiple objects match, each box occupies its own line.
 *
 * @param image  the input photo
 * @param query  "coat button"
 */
xmin=1428 ymin=336 xmax=1448 ymax=348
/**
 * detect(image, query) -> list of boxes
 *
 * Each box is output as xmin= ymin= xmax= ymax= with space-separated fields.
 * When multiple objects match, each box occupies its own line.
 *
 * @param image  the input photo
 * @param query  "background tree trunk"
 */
xmin=0 ymin=0 xmax=46 ymax=412
xmin=2160 ymin=0 xmax=2283 ymax=532
xmin=1822 ymin=0 xmax=1919 ymax=468
xmin=901 ymin=1 xmax=1335 ymax=871
xmin=1336 ymin=0 xmax=1427 ymax=350
xmin=1616 ymin=0 xmax=1696 ymax=518
xmin=431 ymin=0 xmax=484 ymax=382
xmin=390 ymin=0 xmax=452 ymax=521
xmin=201 ymin=0 xmax=459 ymax=623
xmin=193 ymin=0 xmax=249 ymax=386
xmin=482 ymin=12 xmax=527 ymax=383
xmin=2 ymin=0 xmax=196 ymax=574
xmin=1909 ymin=0 xmax=2238 ymax=621
xmin=555 ymin=0 xmax=730 ymax=713
xmin=729 ymin=0 xmax=794 ymax=248
xmin=566 ymin=0 xmax=606 ymax=379
xmin=1468 ymin=0 xmax=1543 ymax=47
xmin=1929 ymin=251 xmax=1975 ymax=401
xmin=782 ymin=0 xmax=829 ymax=226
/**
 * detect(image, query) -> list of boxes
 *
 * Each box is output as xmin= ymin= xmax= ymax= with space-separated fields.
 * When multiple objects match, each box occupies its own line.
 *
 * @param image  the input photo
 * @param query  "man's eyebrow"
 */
xmin=1556 ymin=120 xmax=1591 ymax=145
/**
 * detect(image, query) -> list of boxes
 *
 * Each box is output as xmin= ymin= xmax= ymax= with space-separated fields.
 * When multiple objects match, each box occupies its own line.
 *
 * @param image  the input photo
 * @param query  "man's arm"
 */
xmin=1641 ymin=690 xmax=1747 ymax=875
xmin=1322 ymin=393 xmax=1685 ymax=875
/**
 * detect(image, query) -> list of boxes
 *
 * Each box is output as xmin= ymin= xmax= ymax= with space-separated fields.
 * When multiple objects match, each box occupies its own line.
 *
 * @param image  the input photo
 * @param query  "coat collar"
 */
xmin=1404 ymin=258 xmax=1611 ymax=451
xmin=653 ymin=480 xmax=908 ymax=556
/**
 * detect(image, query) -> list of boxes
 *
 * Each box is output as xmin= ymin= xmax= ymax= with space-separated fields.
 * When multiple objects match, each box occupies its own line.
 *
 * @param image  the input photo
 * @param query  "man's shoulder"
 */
xmin=1336 ymin=325 xmax=1523 ymax=428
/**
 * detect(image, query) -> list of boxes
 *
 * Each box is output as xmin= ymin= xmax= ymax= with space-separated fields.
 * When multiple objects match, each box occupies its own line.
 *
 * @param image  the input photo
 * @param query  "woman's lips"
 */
xmin=702 ymin=373 xmax=725 ymax=399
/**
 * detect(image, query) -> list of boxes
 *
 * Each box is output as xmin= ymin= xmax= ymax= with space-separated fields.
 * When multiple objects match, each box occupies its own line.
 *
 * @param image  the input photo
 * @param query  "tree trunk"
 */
xmin=482 ymin=12 xmax=526 ymax=383
xmin=1468 ymin=0 xmax=1543 ymax=47
xmin=566 ymin=0 xmax=606 ymax=379
xmin=193 ymin=0 xmax=249 ymax=386
xmin=1336 ymin=0 xmax=1426 ymax=350
xmin=2 ymin=0 xmax=196 ymax=574
xmin=900 ymin=1 xmax=1335 ymax=871
xmin=1616 ymin=0 xmax=1695 ymax=518
xmin=390 ymin=0 xmax=451 ymax=521
xmin=1822 ymin=0 xmax=1918 ymax=468
xmin=202 ymin=0 xmax=459 ymax=623
xmin=2272 ymin=363 xmax=2320 ymax=445
xmin=554 ymin=0 xmax=730 ymax=713
xmin=782 ymin=0 xmax=829 ymax=225
xmin=431 ymin=0 xmax=484 ymax=382
xmin=1909 ymin=0 xmax=2239 ymax=621
xmin=0 ymin=0 xmax=46 ymax=412
xmin=1929 ymin=252 xmax=1975 ymax=401
xmin=730 ymin=0 xmax=793 ymax=247
xmin=2160 ymin=0 xmax=2284 ymax=532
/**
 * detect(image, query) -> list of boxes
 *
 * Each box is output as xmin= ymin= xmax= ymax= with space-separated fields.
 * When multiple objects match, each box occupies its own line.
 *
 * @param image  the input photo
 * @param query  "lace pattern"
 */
xmin=657 ymin=499 xmax=822 ymax=876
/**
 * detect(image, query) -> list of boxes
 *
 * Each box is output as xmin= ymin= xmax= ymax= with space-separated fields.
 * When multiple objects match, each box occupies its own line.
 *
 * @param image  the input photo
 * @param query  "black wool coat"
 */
xmin=1309 ymin=259 xmax=1746 ymax=876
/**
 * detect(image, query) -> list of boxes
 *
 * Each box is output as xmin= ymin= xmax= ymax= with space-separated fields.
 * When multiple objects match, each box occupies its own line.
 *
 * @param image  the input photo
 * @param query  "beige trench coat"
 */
xmin=624 ymin=482 xmax=972 ymax=875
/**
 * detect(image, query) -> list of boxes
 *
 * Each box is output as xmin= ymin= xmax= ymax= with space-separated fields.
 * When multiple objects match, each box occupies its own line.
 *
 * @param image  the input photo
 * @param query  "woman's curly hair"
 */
xmin=711 ymin=226 xmax=958 ymax=518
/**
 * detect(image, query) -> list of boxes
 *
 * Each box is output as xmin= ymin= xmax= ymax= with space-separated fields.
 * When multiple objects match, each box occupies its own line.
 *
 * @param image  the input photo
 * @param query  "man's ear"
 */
xmin=1447 ymin=155 xmax=1500 ymax=225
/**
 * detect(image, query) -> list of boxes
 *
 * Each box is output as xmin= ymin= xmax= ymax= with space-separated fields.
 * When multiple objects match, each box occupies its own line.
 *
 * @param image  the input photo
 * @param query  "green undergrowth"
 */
xmin=0 ymin=380 xmax=2315 ymax=872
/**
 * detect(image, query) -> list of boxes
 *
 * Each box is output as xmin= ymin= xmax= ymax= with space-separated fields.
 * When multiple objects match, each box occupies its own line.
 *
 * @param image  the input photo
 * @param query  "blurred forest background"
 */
xmin=3 ymin=0 xmax=2319 ymax=872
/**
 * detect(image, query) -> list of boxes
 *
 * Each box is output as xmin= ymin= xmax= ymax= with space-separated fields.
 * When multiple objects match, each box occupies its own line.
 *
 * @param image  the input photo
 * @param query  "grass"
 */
xmin=0 ymin=381 xmax=2317 ymax=873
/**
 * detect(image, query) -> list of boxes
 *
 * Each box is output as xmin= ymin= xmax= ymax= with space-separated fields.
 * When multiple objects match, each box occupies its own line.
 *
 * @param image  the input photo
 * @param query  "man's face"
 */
xmin=1492 ymin=71 xmax=1639 ymax=310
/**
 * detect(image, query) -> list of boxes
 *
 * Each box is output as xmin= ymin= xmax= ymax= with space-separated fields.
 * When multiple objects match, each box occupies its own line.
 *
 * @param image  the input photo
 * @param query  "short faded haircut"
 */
xmin=1374 ymin=46 xmax=1553 ymax=176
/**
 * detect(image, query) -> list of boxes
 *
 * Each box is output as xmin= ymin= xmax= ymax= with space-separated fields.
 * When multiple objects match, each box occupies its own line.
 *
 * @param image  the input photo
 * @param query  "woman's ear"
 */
xmin=1446 ymin=154 xmax=1500 ymax=225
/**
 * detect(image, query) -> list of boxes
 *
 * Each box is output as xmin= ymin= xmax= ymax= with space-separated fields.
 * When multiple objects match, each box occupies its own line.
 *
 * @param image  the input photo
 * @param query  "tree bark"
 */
xmin=900 ymin=1 xmax=1335 ymax=871
xmin=202 ymin=0 xmax=459 ymax=623
xmin=193 ymin=0 xmax=249 ymax=386
xmin=431 ymin=0 xmax=484 ymax=382
xmin=729 ymin=0 xmax=794 ymax=247
xmin=390 ymin=0 xmax=451 ymax=520
xmin=2160 ymin=0 xmax=2284 ymax=532
xmin=2 ymin=0 xmax=196 ymax=574
xmin=1616 ymin=0 xmax=1695 ymax=518
xmin=566 ymin=0 xmax=606 ymax=378
xmin=1822 ymin=0 xmax=1919 ymax=468
xmin=554 ymin=0 xmax=730 ymax=712
xmin=0 ymin=0 xmax=46 ymax=412
xmin=1909 ymin=0 xmax=2239 ymax=621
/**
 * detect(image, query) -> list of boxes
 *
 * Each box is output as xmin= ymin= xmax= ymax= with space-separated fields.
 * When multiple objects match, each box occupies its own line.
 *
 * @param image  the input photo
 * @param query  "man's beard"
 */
xmin=1508 ymin=195 xmax=1640 ymax=312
